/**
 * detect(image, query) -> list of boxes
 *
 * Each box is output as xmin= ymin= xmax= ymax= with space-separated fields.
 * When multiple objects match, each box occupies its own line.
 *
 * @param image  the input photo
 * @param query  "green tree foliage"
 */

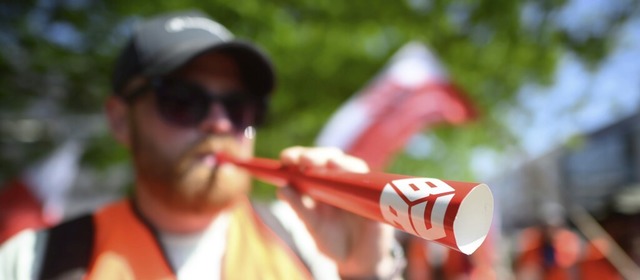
xmin=1 ymin=0 xmax=637 ymax=195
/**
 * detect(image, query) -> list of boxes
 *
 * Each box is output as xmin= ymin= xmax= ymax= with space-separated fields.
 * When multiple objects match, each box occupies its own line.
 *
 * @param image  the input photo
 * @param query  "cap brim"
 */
xmin=144 ymin=40 xmax=275 ymax=97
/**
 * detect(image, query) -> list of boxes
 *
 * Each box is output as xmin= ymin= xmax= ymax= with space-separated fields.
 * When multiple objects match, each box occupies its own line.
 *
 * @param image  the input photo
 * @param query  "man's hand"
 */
xmin=277 ymin=146 xmax=401 ymax=279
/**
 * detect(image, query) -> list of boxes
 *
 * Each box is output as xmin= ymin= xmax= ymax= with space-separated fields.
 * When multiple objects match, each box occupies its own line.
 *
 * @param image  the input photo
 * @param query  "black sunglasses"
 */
xmin=123 ymin=78 xmax=266 ymax=130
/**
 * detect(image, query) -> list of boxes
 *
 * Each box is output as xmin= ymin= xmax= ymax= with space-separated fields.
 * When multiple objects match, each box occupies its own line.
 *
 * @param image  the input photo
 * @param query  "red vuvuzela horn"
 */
xmin=217 ymin=154 xmax=494 ymax=255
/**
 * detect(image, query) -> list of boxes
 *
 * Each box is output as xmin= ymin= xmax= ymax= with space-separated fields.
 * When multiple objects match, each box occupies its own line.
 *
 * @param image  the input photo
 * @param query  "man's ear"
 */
xmin=105 ymin=95 xmax=131 ymax=148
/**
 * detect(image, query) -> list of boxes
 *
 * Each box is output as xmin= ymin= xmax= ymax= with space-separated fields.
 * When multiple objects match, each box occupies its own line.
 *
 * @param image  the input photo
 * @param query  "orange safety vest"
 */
xmin=50 ymin=199 xmax=311 ymax=280
xmin=515 ymin=227 xmax=581 ymax=280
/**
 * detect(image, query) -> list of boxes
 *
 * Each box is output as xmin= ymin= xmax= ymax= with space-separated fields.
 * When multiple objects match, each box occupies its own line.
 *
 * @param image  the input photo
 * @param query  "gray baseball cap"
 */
xmin=111 ymin=10 xmax=275 ymax=97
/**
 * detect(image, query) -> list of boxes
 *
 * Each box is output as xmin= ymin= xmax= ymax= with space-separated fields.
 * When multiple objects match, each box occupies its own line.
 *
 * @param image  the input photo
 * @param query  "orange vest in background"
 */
xmin=515 ymin=227 xmax=581 ymax=280
xmin=86 ymin=199 xmax=311 ymax=280
xmin=578 ymin=240 xmax=623 ymax=280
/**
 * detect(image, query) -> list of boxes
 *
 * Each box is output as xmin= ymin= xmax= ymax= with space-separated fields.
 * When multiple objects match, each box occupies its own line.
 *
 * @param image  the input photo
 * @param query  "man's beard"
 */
xmin=130 ymin=127 xmax=252 ymax=215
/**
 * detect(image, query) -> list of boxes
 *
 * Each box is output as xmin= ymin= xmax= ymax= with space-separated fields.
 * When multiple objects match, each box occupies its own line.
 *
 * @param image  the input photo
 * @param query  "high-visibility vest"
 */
xmin=515 ymin=227 xmax=581 ymax=280
xmin=40 ymin=199 xmax=312 ymax=280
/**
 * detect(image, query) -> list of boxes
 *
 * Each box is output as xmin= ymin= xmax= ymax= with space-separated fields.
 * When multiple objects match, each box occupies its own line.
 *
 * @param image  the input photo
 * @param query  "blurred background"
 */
xmin=1 ymin=0 xmax=640 ymax=279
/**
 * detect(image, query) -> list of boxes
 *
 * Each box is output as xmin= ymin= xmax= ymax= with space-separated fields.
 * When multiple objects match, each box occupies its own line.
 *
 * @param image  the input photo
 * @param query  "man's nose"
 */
xmin=199 ymin=103 xmax=234 ymax=134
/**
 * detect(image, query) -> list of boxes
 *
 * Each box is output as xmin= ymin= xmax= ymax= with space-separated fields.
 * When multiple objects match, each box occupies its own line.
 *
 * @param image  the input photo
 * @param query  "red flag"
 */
xmin=0 ymin=179 xmax=48 ymax=244
xmin=0 ymin=140 xmax=83 ymax=243
xmin=315 ymin=42 xmax=476 ymax=170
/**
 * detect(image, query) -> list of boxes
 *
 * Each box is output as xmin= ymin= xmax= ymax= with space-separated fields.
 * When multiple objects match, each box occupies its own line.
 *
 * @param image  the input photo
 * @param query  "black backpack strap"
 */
xmin=39 ymin=214 xmax=94 ymax=280
xmin=251 ymin=200 xmax=312 ymax=273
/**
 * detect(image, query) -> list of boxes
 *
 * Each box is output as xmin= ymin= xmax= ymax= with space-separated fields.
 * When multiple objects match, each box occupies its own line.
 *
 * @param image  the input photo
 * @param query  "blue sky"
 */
xmin=471 ymin=0 xmax=640 ymax=180
xmin=515 ymin=17 xmax=640 ymax=157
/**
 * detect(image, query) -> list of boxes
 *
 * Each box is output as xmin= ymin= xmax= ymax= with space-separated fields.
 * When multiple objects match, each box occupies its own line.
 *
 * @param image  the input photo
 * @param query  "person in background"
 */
xmin=402 ymin=229 xmax=498 ymax=279
xmin=0 ymin=10 xmax=404 ymax=279
xmin=514 ymin=203 xmax=582 ymax=280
